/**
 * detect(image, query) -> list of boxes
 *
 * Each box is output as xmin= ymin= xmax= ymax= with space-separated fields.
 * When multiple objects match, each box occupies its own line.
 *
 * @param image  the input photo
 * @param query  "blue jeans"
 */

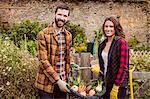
xmin=38 ymin=84 xmax=67 ymax=99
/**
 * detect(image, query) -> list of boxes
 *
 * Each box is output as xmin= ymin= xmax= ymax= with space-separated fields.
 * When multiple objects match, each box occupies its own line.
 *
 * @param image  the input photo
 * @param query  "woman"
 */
xmin=98 ymin=17 xmax=129 ymax=99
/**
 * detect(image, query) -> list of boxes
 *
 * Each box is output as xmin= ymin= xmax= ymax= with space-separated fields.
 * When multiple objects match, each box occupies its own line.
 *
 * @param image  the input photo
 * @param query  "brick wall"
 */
xmin=0 ymin=0 xmax=149 ymax=42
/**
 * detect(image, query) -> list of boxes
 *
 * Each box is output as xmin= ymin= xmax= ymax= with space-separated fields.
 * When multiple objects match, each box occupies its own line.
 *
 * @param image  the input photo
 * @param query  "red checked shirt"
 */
xmin=115 ymin=38 xmax=129 ymax=86
xmin=98 ymin=36 xmax=129 ymax=87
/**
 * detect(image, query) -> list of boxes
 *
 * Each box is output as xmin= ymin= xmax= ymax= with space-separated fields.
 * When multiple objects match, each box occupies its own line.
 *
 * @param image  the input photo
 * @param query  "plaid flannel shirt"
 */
xmin=55 ymin=32 xmax=67 ymax=80
xmin=115 ymin=38 xmax=129 ymax=86
xmin=35 ymin=24 xmax=72 ymax=93
xmin=98 ymin=36 xmax=129 ymax=87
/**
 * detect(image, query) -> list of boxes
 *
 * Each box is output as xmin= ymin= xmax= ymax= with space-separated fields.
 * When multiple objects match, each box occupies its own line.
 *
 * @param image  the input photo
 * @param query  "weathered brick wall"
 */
xmin=0 ymin=0 xmax=149 ymax=42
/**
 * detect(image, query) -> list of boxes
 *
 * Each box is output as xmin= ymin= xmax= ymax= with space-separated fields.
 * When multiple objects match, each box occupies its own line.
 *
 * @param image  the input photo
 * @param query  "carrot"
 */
xmin=78 ymin=83 xmax=86 ymax=93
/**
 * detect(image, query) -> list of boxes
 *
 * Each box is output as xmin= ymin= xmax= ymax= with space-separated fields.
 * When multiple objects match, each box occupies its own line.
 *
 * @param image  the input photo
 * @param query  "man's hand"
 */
xmin=56 ymin=79 xmax=70 ymax=92
xmin=91 ymin=64 xmax=100 ymax=74
xmin=110 ymin=84 xmax=119 ymax=99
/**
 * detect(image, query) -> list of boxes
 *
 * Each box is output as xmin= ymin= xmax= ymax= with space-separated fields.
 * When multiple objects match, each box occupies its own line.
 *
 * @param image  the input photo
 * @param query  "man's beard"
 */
xmin=55 ymin=18 xmax=66 ymax=28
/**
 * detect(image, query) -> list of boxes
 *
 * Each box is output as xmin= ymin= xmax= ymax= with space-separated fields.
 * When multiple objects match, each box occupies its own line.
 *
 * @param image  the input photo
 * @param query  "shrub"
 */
xmin=92 ymin=29 xmax=104 ymax=55
xmin=0 ymin=38 xmax=39 ymax=98
xmin=65 ymin=22 xmax=87 ymax=53
xmin=129 ymin=53 xmax=150 ymax=98
xmin=130 ymin=57 xmax=150 ymax=72
xmin=128 ymin=35 xmax=150 ymax=51
xmin=134 ymin=44 xmax=150 ymax=51
xmin=0 ymin=20 xmax=44 ymax=56
xmin=20 ymin=40 xmax=37 ymax=56
xmin=94 ymin=29 xmax=104 ymax=45
xmin=128 ymin=36 xmax=139 ymax=48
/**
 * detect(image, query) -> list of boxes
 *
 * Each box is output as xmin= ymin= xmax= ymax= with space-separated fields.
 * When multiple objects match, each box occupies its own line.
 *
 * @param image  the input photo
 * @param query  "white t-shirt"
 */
xmin=102 ymin=50 xmax=108 ymax=77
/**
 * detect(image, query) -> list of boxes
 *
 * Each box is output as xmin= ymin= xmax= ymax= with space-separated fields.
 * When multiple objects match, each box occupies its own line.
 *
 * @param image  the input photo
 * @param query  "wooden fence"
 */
xmin=130 ymin=50 xmax=150 ymax=79
xmin=73 ymin=50 xmax=150 ymax=80
xmin=130 ymin=50 xmax=150 ymax=59
xmin=72 ymin=50 xmax=150 ymax=98
xmin=129 ymin=50 xmax=150 ymax=98
xmin=72 ymin=53 xmax=93 ymax=83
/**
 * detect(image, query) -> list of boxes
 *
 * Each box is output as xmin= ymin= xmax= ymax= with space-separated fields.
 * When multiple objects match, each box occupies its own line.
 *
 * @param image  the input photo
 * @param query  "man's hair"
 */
xmin=102 ymin=16 xmax=125 ymax=38
xmin=55 ymin=3 xmax=70 ymax=16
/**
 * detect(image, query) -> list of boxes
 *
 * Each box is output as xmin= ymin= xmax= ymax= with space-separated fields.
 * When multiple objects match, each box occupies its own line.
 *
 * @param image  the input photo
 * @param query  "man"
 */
xmin=35 ymin=3 xmax=72 ymax=99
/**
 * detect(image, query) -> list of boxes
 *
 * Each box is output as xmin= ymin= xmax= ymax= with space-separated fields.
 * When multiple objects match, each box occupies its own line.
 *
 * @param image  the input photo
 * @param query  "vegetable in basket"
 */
xmin=71 ymin=85 xmax=78 ymax=91
xmin=86 ymin=85 xmax=92 ymax=92
xmin=89 ymin=89 xmax=96 ymax=96
xmin=78 ymin=83 xmax=86 ymax=93
xmin=95 ymin=80 xmax=103 ymax=92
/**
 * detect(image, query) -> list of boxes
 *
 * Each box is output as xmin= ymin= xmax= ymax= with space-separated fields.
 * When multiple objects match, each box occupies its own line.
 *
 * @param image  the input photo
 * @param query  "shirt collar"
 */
xmin=50 ymin=22 xmax=67 ymax=35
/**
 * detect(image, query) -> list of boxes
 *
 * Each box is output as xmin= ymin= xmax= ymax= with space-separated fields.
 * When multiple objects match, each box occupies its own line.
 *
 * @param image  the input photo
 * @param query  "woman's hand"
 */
xmin=110 ymin=84 xmax=119 ymax=99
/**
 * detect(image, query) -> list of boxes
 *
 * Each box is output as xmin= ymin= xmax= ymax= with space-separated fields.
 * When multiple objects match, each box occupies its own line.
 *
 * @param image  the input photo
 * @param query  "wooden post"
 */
xmin=24 ymin=34 xmax=27 ymax=50
xmin=73 ymin=53 xmax=80 ymax=65
xmin=80 ymin=53 xmax=92 ymax=83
